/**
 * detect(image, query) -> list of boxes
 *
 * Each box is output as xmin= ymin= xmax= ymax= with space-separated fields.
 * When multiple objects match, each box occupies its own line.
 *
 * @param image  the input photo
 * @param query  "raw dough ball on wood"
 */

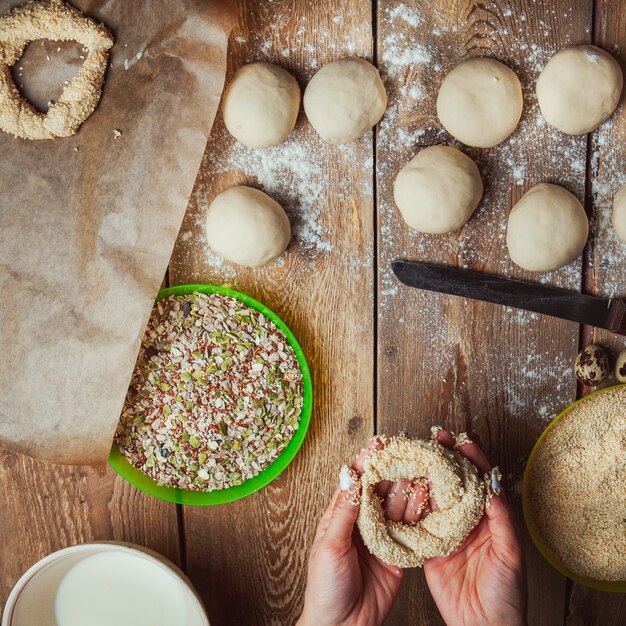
xmin=506 ymin=183 xmax=588 ymax=272
xmin=536 ymin=46 xmax=623 ymax=135
xmin=303 ymin=58 xmax=387 ymax=144
xmin=206 ymin=186 xmax=291 ymax=268
xmin=436 ymin=57 xmax=523 ymax=148
xmin=612 ymin=183 xmax=626 ymax=243
xmin=222 ymin=62 xmax=300 ymax=148
xmin=393 ymin=145 xmax=483 ymax=234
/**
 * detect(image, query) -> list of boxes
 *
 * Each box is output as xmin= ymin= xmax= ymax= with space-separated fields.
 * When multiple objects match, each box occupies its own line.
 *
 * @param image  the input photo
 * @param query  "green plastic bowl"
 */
xmin=522 ymin=385 xmax=626 ymax=592
xmin=109 ymin=284 xmax=313 ymax=506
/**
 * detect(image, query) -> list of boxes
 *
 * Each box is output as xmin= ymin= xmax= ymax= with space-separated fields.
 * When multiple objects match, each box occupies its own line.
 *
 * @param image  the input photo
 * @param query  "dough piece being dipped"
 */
xmin=394 ymin=145 xmax=483 ymax=234
xmin=206 ymin=186 xmax=291 ymax=268
xmin=436 ymin=57 xmax=523 ymax=148
xmin=357 ymin=436 xmax=487 ymax=568
xmin=537 ymin=45 xmax=623 ymax=135
xmin=304 ymin=57 xmax=387 ymax=144
xmin=222 ymin=62 xmax=300 ymax=148
xmin=0 ymin=0 xmax=113 ymax=140
xmin=506 ymin=183 xmax=588 ymax=272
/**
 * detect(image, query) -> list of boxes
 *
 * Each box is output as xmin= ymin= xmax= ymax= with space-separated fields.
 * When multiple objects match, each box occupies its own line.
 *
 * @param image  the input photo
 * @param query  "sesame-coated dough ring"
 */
xmin=0 ymin=0 xmax=113 ymax=140
xmin=357 ymin=436 xmax=487 ymax=568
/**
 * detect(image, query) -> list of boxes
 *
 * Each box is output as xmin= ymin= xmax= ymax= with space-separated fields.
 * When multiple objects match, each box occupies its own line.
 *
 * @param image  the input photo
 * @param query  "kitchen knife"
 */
xmin=391 ymin=259 xmax=626 ymax=336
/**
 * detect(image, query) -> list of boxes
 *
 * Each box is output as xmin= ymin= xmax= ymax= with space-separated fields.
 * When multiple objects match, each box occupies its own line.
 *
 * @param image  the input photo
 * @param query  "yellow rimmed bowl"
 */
xmin=109 ymin=284 xmax=313 ymax=506
xmin=522 ymin=385 xmax=626 ymax=592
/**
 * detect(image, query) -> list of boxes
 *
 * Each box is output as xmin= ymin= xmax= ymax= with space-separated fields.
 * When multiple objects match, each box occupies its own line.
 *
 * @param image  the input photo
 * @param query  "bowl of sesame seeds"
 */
xmin=109 ymin=284 xmax=312 ymax=505
xmin=522 ymin=385 xmax=626 ymax=592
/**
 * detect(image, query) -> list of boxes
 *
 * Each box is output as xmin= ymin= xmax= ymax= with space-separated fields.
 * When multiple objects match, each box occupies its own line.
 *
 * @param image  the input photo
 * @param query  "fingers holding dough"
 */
xmin=403 ymin=480 xmax=430 ymax=525
xmin=434 ymin=428 xmax=456 ymax=448
xmin=353 ymin=436 xmax=392 ymax=499
xmin=383 ymin=479 xmax=413 ymax=522
xmin=434 ymin=427 xmax=491 ymax=475
xmin=357 ymin=435 xmax=488 ymax=568
xmin=456 ymin=440 xmax=491 ymax=475
xmin=352 ymin=436 xmax=386 ymax=474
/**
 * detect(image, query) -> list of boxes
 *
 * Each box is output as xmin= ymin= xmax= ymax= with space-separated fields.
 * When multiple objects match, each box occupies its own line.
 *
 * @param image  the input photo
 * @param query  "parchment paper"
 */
xmin=0 ymin=0 xmax=236 ymax=464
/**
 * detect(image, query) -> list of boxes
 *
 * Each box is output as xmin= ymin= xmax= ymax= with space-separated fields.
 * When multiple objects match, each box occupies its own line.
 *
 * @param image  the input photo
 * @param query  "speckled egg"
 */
xmin=615 ymin=349 xmax=626 ymax=383
xmin=574 ymin=344 xmax=609 ymax=387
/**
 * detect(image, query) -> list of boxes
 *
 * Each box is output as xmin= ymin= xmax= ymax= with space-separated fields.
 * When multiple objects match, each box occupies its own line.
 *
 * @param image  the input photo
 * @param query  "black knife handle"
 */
xmin=608 ymin=299 xmax=626 ymax=336
xmin=391 ymin=260 xmax=620 ymax=333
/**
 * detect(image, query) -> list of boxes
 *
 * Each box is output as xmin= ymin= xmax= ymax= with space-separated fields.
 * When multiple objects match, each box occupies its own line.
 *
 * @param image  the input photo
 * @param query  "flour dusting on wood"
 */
xmin=377 ymin=2 xmax=588 ymax=426
xmin=589 ymin=114 xmax=626 ymax=297
xmin=173 ymin=1 xmax=625 ymax=428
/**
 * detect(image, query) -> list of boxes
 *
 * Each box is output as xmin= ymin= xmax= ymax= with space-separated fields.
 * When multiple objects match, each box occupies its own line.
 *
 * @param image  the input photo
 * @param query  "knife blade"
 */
xmin=391 ymin=259 xmax=626 ymax=336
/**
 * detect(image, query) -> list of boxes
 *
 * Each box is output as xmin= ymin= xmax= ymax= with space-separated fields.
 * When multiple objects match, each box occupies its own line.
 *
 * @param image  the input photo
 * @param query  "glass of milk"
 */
xmin=3 ymin=543 xmax=209 ymax=626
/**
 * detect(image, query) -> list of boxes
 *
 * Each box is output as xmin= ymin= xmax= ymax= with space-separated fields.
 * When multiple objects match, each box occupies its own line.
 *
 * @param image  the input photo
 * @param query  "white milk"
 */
xmin=9 ymin=553 xmax=86 ymax=626
xmin=54 ymin=552 xmax=189 ymax=626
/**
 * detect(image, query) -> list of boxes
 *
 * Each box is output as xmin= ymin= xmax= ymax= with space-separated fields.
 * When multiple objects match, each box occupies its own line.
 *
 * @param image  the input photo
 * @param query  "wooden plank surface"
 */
xmin=0 ymin=456 xmax=180 ymax=607
xmin=566 ymin=0 xmax=626 ymax=622
xmin=169 ymin=1 xmax=376 ymax=624
xmin=3 ymin=2 xmax=626 ymax=625
xmin=376 ymin=1 xmax=591 ymax=624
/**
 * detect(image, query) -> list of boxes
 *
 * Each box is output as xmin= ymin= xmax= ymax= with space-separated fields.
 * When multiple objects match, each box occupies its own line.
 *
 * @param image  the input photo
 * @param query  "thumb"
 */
xmin=322 ymin=466 xmax=360 ymax=551
xmin=486 ymin=494 xmax=523 ymax=565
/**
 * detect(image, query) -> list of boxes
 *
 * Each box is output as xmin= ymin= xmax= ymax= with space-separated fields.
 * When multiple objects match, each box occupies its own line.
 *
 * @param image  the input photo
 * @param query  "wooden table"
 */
xmin=2 ymin=1 xmax=626 ymax=624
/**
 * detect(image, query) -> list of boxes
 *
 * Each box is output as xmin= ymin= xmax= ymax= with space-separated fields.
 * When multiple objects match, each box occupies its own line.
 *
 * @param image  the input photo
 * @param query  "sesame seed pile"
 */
xmin=357 ymin=436 xmax=487 ymax=568
xmin=115 ymin=292 xmax=303 ymax=492
xmin=526 ymin=386 xmax=626 ymax=582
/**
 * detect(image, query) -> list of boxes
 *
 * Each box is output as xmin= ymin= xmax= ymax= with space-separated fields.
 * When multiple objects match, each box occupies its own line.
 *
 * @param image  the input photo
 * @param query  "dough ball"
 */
xmin=393 ymin=146 xmax=483 ymax=234
xmin=222 ymin=62 xmax=300 ymax=148
xmin=536 ymin=46 xmax=623 ymax=135
xmin=206 ymin=186 xmax=291 ymax=268
xmin=436 ymin=57 xmax=523 ymax=148
xmin=612 ymin=183 xmax=626 ymax=243
xmin=506 ymin=183 xmax=588 ymax=272
xmin=303 ymin=58 xmax=387 ymax=144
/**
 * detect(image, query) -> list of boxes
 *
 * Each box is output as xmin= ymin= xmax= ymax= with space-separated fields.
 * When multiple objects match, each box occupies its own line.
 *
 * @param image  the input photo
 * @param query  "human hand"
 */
xmin=298 ymin=430 xmax=527 ymax=626
xmin=298 ymin=439 xmax=414 ymax=626
xmin=424 ymin=429 xmax=527 ymax=626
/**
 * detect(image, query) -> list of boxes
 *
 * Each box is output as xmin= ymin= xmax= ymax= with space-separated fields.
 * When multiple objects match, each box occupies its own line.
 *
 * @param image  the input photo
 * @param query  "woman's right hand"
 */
xmin=423 ymin=429 xmax=527 ymax=626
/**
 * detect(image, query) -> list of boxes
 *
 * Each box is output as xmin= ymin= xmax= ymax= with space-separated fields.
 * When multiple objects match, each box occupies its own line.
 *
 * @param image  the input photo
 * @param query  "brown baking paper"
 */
xmin=0 ymin=0 xmax=236 ymax=464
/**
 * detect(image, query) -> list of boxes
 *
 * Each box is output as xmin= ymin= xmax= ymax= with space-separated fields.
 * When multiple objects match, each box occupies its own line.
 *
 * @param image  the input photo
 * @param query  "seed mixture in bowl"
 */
xmin=115 ymin=292 xmax=304 ymax=492
xmin=525 ymin=385 xmax=626 ymax=582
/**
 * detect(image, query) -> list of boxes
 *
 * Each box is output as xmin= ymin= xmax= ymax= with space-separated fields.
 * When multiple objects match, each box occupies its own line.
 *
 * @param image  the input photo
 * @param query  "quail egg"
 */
xmin=615 ymin=349 xmax=626 ymax=383
xmin=574 ymin=344 xmax=609 ymax=387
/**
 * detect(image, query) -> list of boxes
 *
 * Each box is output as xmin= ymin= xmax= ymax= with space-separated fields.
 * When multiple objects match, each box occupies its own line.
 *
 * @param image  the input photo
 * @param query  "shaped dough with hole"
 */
xmin=357 ymin=437 xmax=487 ymax=568
xmin=0 ymin=0 xmax=113 ymax=140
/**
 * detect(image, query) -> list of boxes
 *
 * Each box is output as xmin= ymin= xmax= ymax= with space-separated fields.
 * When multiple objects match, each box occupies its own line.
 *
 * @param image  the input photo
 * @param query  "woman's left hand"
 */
xmin=297 ymin=439 xmax=409 ymax=626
